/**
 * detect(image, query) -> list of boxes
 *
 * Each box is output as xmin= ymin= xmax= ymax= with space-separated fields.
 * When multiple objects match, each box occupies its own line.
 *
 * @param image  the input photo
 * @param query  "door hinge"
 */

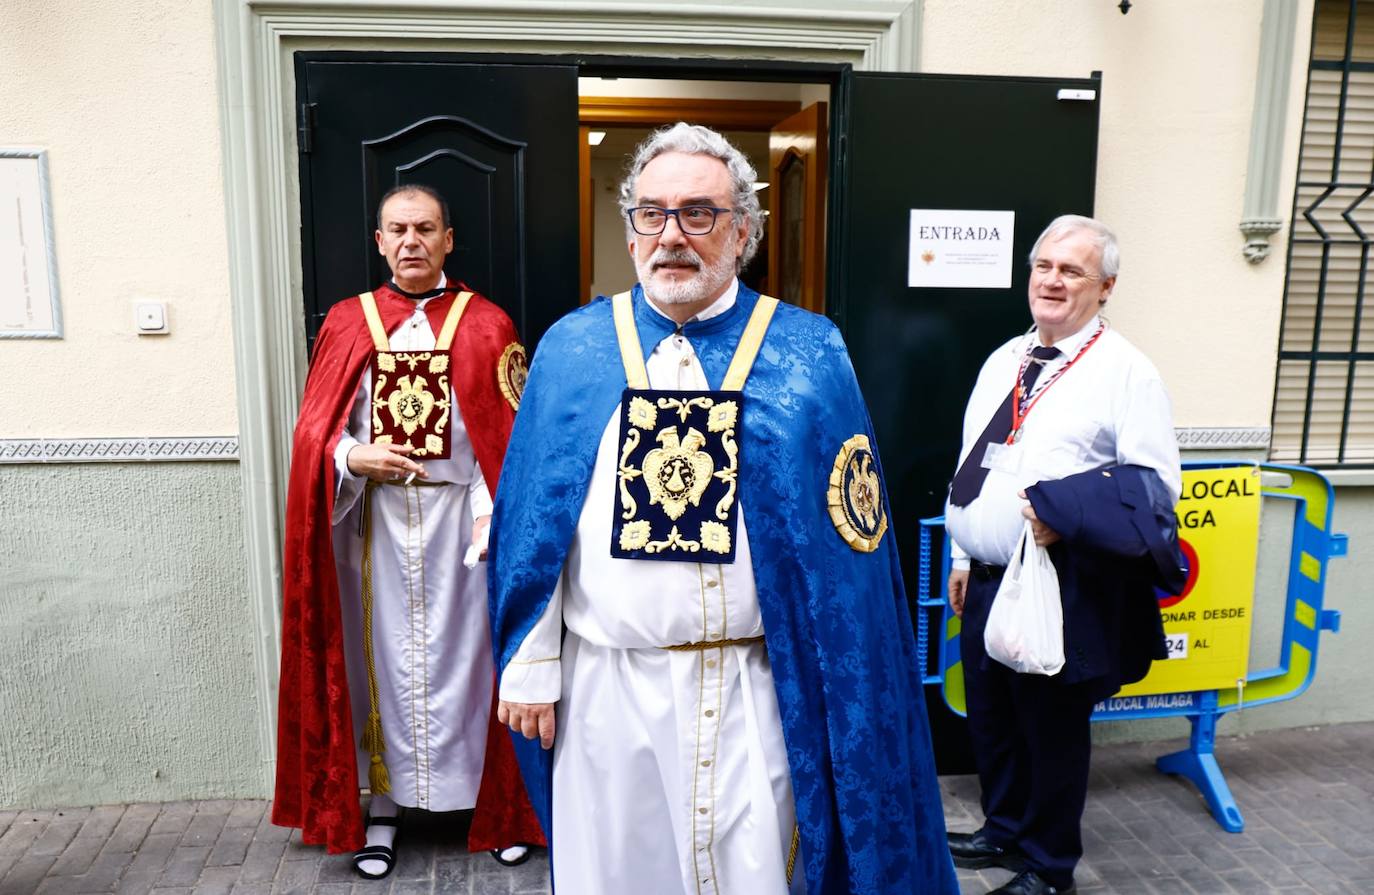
xmin=299 ymin=102 xmax=317 ymax=154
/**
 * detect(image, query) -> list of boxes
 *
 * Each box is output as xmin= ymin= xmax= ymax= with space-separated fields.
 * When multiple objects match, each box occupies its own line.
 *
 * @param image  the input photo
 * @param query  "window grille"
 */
xmin=1274 ymin=0 xmax=1374 ymax=466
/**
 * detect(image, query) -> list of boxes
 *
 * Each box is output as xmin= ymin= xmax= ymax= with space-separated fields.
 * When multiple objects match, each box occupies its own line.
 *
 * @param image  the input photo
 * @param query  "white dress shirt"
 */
xmin=945 ymin=315 xmax=1181 ymax=569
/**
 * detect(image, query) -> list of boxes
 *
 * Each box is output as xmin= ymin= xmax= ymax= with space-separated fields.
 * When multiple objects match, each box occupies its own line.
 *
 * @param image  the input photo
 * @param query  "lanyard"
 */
xmin=1006 ymin=320 xmax=1106 ymax=444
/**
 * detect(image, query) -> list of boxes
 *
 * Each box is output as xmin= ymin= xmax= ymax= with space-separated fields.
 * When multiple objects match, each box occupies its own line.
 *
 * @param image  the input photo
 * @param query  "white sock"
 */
xmin=356 ymin=794 xmax=399 ymax=876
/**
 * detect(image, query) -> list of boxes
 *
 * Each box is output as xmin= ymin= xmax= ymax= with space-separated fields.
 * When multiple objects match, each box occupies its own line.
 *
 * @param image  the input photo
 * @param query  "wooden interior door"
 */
xmin=768 ymin=102 xmax=828 ymax=313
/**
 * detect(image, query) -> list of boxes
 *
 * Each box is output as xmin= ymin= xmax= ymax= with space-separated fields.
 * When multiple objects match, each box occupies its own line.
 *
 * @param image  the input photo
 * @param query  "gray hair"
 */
xmin=377 ymin=183 xmax=451 ymax=231
xmin=617 ymin=123 xmax=764 ymax=269
xmin=1028 ymin=214 xmax=1120 ymax=278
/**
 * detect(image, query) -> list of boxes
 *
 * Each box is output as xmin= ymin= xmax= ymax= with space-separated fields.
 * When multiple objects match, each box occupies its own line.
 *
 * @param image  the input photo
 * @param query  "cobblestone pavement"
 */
xmin=1 ymin=722 xmax=1370 ymax=894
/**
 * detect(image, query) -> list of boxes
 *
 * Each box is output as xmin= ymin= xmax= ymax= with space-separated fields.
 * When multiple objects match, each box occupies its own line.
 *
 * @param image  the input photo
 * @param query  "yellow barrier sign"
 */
xmin=1115 ymin=466 xmax=1262 ymax=697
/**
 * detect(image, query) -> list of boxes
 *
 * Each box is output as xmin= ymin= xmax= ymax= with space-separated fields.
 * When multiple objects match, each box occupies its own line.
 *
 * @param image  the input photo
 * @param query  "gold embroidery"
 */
xmin=657 ymin=395 xmax=714 ymax=422
xmin=372 ymin=358 xmax=452 ymax=456
xmin=643 ymin=427 xmax=713 ymax=521
xmin=617 ymin=394 xmax=742 ymax=554
xmin=377 ymin=353 xmax=396 ymax=373
xmin=387 ymin=375 xmax=437 ymax=436
xmin=372 ymin=373 xmax=389 ymax=434
xmin=827 ymin=434 xmax=889 ymax=552
xmin=627 ymin=396 xmax=658 ymax=430
xmin=497 ymin=342 xmax=528 ymax=412
xmin=617 ymin=428 xmax=642 ymax=520
xmin=712 ymin=427 xmax=739 ymax=521
xmin=699 ymin=520 xmax=731 ymax=554
xmin=706 ymin=400 xmax=737 ymax=433
xmin=433 ymin=376 xmax=451 ymax=439
xmin=645 ymin=524 xmax=700 ymax=554
xmin=618 ymin=520 xmax=651 ymax=551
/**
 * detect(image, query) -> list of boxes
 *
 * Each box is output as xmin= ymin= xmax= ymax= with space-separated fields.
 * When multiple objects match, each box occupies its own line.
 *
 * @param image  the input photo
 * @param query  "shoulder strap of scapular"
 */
xmin=358 ymin=291 xmax=389 ymax=351
xmin=359 ymin=289 xmax=474 ymax=352
xmin=721 ymin=296 xmax=779 ymax=391
xmin=612 ymin=290 xmax=779 ymax=391
xmin=434 ymin=291 xmax=474 ymax=351
xmin=611 ymin=291 xmax=648 ymax=389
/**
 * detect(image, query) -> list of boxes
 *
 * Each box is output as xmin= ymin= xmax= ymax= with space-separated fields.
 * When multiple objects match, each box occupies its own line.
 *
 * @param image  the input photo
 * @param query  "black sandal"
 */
xmin=353 ymin=814 xmax=401 ymax=880
xmin=490 ymin=843 xmax=532 ymax=867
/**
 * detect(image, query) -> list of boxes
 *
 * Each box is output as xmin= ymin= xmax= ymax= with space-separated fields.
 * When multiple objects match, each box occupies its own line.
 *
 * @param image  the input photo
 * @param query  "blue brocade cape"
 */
xmin=490 ymin=284 xmax=958 ymax=894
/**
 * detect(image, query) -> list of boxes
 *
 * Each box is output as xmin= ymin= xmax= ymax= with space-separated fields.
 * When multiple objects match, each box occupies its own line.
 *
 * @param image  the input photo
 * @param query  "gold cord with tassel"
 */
xmin=787 ymin=823 xmax=800 ymax=885
xmin=359 ymin=481 xmax=390 ymax=796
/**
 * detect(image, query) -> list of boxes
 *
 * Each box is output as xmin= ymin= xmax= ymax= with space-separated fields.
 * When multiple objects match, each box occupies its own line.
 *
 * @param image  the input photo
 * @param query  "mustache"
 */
xmin=650 ymin=248 xmax=703 ymax=270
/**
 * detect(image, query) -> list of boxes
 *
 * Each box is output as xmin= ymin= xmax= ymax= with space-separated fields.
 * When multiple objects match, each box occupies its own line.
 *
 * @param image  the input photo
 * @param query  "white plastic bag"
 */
xmin=983 ymin=520 xmax=1065 ymax=675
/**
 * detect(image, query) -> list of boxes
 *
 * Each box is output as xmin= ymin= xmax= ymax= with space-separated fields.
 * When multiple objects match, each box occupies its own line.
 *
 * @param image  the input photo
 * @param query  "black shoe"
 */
xmin=946 ymin=829 xmax=1026 ymax=870
xmin=353 ymin=813 xmax=401 ymax=880
xmin=490 ymin=843 xmax=532 ymax=867
xmin=989 ymin=869 xmax=1076 ymax=895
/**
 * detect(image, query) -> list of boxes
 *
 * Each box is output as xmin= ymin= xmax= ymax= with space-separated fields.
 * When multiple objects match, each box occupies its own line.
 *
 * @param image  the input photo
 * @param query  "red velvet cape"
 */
xmin=271 ymin=283 xmax=544 ymax=854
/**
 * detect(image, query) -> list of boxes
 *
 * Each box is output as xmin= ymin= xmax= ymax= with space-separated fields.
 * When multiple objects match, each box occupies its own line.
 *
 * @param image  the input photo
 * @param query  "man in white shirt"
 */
xmin=943 ymin=216 xmax=1182 ymax=895
xmin=491 ymin=124 xmax=958 ymax=895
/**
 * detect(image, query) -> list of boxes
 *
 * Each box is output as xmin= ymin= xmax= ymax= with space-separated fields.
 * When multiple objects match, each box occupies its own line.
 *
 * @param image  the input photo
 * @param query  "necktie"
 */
xmin=948 ymin=345 xmax=1062 ymax=507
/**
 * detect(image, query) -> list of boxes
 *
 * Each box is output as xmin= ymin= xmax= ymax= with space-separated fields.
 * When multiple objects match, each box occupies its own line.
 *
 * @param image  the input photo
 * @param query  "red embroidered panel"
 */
xmin=370 ymin=349 xmax=453 ymax=459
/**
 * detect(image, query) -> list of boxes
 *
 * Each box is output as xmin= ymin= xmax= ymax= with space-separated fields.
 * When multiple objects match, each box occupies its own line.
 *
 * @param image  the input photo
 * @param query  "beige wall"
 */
xmin=0 ymin=1 xmax=237 ymax=437
xmin=0 ymin=1 xmax=1309 ymax=439
xmin=920 ymin=0 xmax=1314 ymax=430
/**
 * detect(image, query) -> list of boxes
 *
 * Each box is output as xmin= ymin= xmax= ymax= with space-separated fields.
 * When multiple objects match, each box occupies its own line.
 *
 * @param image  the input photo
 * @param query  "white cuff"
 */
xmin=332 ymin=434 xmax=365 ymax=525
xmin=469 ymin=478 xmax=494 ymax=520
xmin=499 ymin=658 xmax=561 ymax=704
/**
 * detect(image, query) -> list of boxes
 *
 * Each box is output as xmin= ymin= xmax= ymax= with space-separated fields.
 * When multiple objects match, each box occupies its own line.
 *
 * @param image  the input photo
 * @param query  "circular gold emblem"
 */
xmin=826 ymin=434 xmax=888 ymax=552
xmin=497 ymin=342 xmax=528 ymax=411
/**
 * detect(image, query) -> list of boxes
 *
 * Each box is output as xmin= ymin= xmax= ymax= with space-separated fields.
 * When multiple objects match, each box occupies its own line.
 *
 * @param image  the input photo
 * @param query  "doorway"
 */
xmin=576 ymin=78 xmax=830 ymax=313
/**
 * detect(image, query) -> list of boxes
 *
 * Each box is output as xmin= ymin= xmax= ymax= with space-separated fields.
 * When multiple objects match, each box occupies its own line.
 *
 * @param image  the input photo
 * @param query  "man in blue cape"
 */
xmin=490 ymin=123 xmax=957 ymax=894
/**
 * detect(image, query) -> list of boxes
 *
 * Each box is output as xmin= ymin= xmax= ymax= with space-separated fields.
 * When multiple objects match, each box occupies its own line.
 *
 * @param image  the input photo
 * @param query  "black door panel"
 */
xmin=297 ymin=58 xmax=579 ymax=350
xmin=832 ymin=71 xmax=1101 ymax=771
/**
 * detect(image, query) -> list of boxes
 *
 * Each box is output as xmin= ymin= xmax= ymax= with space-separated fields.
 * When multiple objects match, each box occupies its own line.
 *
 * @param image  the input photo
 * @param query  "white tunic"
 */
xmin=501 ymin=282 xmax=806 ymax=895
xmin=331 ymin=279 xmax=495 ymax=811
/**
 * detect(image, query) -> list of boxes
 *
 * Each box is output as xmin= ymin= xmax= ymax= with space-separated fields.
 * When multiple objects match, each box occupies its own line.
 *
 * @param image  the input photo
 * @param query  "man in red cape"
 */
xmin=271 ymin=185 xmax=543 ymax=878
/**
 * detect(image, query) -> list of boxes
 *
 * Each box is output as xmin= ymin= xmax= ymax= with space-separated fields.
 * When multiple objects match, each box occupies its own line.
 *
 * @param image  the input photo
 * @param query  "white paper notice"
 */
xmin=908 ymin=209 xmax=1015 ymax=289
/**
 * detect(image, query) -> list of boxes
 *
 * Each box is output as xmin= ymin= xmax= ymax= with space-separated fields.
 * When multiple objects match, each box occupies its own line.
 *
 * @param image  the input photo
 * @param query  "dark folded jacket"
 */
xmin=1025 ymin=464 xmax=1186 ymax=700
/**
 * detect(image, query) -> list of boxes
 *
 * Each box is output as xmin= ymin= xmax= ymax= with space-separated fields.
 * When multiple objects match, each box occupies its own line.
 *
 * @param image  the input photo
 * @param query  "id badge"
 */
xmin=980 ymin=441 xmax=1022 ymax=474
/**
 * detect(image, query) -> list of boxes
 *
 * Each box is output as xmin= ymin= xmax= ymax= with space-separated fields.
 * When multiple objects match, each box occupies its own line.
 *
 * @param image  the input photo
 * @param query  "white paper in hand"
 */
xmin=983 ymin=520 xmax=1065 ymax=675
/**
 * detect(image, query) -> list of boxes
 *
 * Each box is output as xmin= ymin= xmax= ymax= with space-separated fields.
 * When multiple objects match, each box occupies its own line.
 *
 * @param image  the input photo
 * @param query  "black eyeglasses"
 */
xmin=626 ymin=205 xmax=733 ymax=236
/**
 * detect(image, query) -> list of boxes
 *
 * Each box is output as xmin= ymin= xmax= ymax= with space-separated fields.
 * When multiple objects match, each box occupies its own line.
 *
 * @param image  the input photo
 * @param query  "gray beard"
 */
xmin=636 ymin=248 xmax=736 ymax=305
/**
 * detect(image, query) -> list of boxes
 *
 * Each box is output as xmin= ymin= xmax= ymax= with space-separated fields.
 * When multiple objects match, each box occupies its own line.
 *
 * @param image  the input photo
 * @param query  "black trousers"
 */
xmin=960 ymin=569 xmax=1098 ymax=890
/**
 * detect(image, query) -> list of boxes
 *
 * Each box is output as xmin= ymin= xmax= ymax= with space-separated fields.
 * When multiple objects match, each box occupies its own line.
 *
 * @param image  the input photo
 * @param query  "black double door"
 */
xmin=295 ymin=57 xmax=1100 ymax=770
xmin=297 ymin=58 xmax=579 ymax=349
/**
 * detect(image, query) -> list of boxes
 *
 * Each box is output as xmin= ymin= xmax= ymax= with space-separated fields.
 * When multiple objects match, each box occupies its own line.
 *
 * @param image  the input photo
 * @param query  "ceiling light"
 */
xmin=588 ymin=131 xmax=606 ymax=146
